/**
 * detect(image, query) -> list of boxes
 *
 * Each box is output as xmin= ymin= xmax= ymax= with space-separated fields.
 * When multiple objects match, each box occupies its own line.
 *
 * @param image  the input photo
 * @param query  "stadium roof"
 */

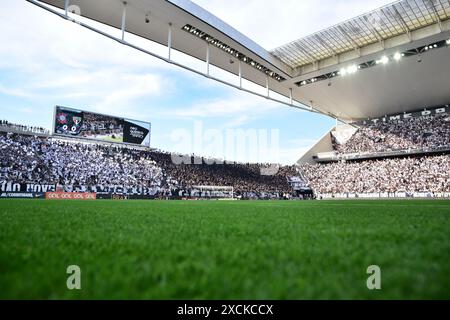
xmin=271 ymin=0 xmax=450 ymax=68
xmin=28 ymin=0 xmax=450 ymax=121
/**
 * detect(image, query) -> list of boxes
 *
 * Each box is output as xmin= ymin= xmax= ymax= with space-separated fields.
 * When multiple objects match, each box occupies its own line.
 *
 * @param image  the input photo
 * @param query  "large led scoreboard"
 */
xmin=53 ymin=106 xmax=151 ymax=147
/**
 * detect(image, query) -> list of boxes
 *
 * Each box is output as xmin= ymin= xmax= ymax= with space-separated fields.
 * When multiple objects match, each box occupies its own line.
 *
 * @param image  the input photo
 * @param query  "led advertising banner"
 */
xmin=53 ymin=106 xmax=151 ymax=147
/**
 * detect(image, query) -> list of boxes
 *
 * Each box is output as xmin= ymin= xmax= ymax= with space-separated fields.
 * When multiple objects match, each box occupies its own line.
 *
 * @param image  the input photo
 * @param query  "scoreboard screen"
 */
xmin=53 ymin=106 xmax=151 ymax=147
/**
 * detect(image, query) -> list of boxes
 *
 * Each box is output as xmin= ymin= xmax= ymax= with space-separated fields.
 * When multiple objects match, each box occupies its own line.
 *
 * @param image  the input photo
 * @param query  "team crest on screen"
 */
xmin=56 ymin=113 xmax=68 ymax=124
xmin=73 ymin=117 xmax=82 ymax=125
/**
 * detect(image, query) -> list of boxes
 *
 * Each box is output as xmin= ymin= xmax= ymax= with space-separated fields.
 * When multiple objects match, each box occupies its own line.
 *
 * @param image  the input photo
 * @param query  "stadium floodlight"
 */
xmin=181 ymin=24 xmax=285 ymax=82
xmin=346 ymin=65 xmax=358 ymax=74
xmin=296 ymin=35 xmax=447 ymax=89
xmin=377 ymin=56 xmax=389 ymax=64
xmin=394 ymin=52 xmax=402 ymax=61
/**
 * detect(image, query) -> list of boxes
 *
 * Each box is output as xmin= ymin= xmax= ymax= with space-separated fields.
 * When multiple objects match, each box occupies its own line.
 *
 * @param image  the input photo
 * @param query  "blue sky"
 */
xmin=0 ymin=0 xmax=393 ymax=164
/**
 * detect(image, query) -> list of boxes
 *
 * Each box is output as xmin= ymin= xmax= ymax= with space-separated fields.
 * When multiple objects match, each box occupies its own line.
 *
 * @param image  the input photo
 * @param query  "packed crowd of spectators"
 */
xmin=333 ymin=113 xmax=450 ymax=154
xmin=147 ymin=151 xmax=298 ymax=196
xmin=299 ymin=155 xmax=450 ymax=194
xmin=0 ymin=120 xmax=49 ymax=135
xmin=2 ymin=117 xmax=448 ymax=197
xmin=0 ymin=132 xmax=299 ymax=198
xmin=0 ymin=133 xmax=164 ymax=190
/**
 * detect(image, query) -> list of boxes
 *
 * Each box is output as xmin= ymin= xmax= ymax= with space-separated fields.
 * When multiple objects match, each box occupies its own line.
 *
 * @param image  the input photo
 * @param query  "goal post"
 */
xmin=192 ymin=186 xmax=235 ymax=200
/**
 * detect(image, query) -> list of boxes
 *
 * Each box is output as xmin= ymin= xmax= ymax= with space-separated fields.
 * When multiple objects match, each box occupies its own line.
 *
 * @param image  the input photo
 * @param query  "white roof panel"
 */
xmin=271 ymin=0 xmax=450 ymax=68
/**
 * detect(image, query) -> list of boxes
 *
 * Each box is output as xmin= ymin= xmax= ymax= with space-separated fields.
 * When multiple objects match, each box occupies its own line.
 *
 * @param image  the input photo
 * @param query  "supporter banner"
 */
xmin=0 ymin=182 xmax=56 ymax=193
xmin=356 ymin=105 xmax=449 ymax=125
xmin=0 ymin=192 xmax=45 ymax=199
xmin=1 ymin=182 xmax=158 ymax=196
xmin=67 ymin=185 xmax=159 ymax=196
xmin=53 ymin=106 xmax=151 ymax=147
xmin=45 ymin=192 xmax=97 ymax=200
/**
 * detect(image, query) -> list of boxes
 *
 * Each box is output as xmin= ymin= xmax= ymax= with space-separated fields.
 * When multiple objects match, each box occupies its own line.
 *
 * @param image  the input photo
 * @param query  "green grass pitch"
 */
xmin=0 ymin=199 xmax=449 ymax=299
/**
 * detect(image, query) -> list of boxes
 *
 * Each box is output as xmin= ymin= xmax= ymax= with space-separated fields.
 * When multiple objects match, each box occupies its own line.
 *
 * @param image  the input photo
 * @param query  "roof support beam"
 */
xmin=279 ymin=45 xmax=311 ymax=67
xmin=238 ymin=60 xmax=242 ymax=88
xmin=336 ymin=26 xmax=361 ymax=57
xmin=276 ymin=38 xmax=323 ymax=68
xmin=362 ymin=16 xmax=385 ymax=48
xmin=294 ymin=42 xmax=317 ymax=65
xmin=167 ymin=23 xmax=172 ymax=61
xmin=391 ymin=6 xmax=412 ymax=41
xmin=337 ymin=26 xmax=359 ymax=50
xmin=425 ymin=0 xmax=443 ymax=31
xmin=64 ymin=0 xmax=69 ymax=16
xmin=314 ymin=34 xmax=338 ymax=57
xmin=435 ymin=0 xmax=448 ymax=20
xmin=206 ymin=43 xmax=210 ymax=75
xmin=120 ymin=1 xmax=127 ymax=41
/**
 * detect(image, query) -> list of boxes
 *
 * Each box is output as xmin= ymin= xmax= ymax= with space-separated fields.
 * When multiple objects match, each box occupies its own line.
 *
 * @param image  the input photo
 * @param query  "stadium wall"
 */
xmin=297 ymin=127 xmax=335 ymax=164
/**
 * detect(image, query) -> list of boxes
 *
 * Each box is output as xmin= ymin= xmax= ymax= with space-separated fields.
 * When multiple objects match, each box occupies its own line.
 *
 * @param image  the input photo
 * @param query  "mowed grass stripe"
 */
xmin=0 ymin=199 xmax=449 ymax=299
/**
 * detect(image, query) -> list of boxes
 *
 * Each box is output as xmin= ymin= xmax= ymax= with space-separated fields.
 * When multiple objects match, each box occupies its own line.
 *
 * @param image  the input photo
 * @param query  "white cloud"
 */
xmin=222 ymin=115 xmax=251 ymax=128
xmin=1 ymin=66 xmax=166 ymax=109
xmin=167 ymin=92 xmax=280 ymax=119
xmin=94 ymin=73 xmax=166 ymax=114
xmin=32 ymin=73 xmax=95 ymax=90
xmin=0 ymin=84 xmax=36 ymax=99
xmin=276 ymin=138 xmax=320 ymax=165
